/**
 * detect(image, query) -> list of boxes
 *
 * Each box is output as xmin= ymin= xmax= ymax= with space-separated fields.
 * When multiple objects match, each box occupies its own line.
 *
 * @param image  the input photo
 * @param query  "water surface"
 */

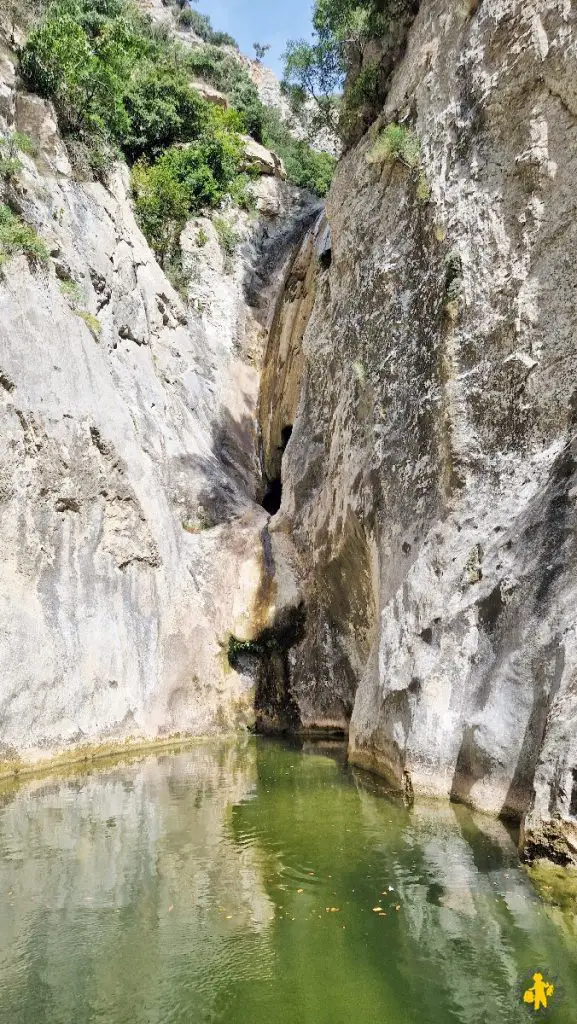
xmin=0 ymin=738 xmax=576 ymax=1024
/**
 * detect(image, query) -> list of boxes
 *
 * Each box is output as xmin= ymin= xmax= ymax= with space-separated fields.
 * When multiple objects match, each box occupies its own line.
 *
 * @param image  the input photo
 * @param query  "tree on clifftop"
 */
xmin=253 ymin=42 xmax=271 ymax=61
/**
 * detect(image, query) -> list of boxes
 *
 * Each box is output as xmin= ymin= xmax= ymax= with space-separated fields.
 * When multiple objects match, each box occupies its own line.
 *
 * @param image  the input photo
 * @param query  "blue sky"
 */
xmin=200 ymin=0 xmax=315 ymax=76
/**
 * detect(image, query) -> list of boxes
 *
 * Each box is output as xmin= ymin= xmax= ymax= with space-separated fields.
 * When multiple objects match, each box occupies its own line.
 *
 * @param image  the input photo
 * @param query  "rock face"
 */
xmin=241 ymin=135 xmax=286 ymax=179
xmin=189 ymin=80 xmax=229 ymax=108
xmin=2 ymin=0 xmax=577 ymax=872
xmin=267 ymin=0 xmax=577 ymax=862
xmin=0 ymin=36 xmax=319 ymax=765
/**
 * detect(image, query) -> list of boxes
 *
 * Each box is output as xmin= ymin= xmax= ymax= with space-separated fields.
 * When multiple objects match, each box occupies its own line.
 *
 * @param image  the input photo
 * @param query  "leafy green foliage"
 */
xmin=282 ymin=37 xmax=341 ymax=139
xmin=253 ymin=42 xmax=270 ymax=61
xmin=59 ymin=277 xmax=82 ymax=304
xmin=19 ymin=0 xmax=336 ymax=267
xmin=121 ymin=62 xmax=209 ymax=160
xmin=0 ymin=154 xmax=22 ymax=182
xmin=0 ymin=204 xmax=49 ymax=267
xmin=312 ymin=0 xmax=392 ymax=40
xmin=19 ymin=0 xmax=220 ymax=159
xmin=261 ymin=107 xmax=335 ymax=197
xmin=11 ymin=132 xmax=39 ymax=157
xmin=0 ymin=131 xmax=39 ymax=181
xmin=131 ymin=118 xmax=243 ymax=261
xmin=19 ymin=0 xmax=146 ymax=139
xmin=367 ymin=123 xmax=420 ymax=168
xmin=367 ymin=123 xmax=430 ymax=202
xmin=76 ymin=309 xmax=102 ymax=335
xmin=185 ymin=45 xmax=335 ymax=195
xmin=283 ymin=0 xmax=416 ymax=142
xmin=186 ymin=45 xmax=266 ymax=141
xmin=177 ymin=6 xmax=238 ymax=47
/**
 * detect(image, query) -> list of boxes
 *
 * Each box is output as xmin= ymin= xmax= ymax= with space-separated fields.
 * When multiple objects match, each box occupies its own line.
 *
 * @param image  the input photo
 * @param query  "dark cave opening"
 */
xmin=262 ymin=478 xmax=282 ymax=515
xmin=260 ymin=424 xmax=293 ymax=516
xmin=280 ymin=425 xmax=293 ymax=449
xmin=569 ymin=769 xmax=577 ymax=818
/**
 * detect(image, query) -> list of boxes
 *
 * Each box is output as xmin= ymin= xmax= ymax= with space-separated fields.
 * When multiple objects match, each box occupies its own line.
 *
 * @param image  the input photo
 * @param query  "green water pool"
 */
xmin=0 ymin=738 xmax=575 ymax=1023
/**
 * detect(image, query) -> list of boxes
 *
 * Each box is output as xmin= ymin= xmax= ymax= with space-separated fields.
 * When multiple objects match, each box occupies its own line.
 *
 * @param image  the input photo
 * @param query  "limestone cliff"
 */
xmin=268 ymin=0 xmax=577 ymax=864
xmin=2 ymin=0 xmax=577 ymax=873
xmin=0 ymin=20 xmax=320 ymax=764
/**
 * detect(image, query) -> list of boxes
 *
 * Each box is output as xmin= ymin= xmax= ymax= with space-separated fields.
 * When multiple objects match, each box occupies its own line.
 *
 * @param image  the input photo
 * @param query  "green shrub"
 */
xmin=367 ymin=123 xmax=420 ymax=168
xmin=416 ymin=171 xmax=431 ymax=203
xmin=11 ymin=132 xmax=38 ymax=157
xmin=283 ymin=0 xmax=418 ymax=143
xmin=176 ymin=5 xmax=195 ymax=27
xmin=76 ymin=309 xmax=102 ymax=336
xmin=177 ymin=7 xmax=238 ymax=47
xmin=0 ymin=204 xmax=49 ymax=266
xmin=0 ymin=202 xmax=49 ymax=266
xmin=261 ymin=106 xmax=336 ymax=196
xmin=339 ymin=60 xmax=378 ymax=136
xmin=19 ymin=0 xmax=143 ymax=138
xmin=19 ymin=0 xmax=213 ymax=157
xmin=121 ymin=62 xmax=209 ymax=160
xmin=17 ymin=0 xmax=272 ymax=176
xmin=213 ymin=215 xmax=239 ymax=271
xmin=132 ymin=156 xmax=190 ymax=261
xmin=132 ymin=118 xmax=243 ymax=261
xmin=213 ymin=215 xmax=238 ymax=254
xmin=0 ymin=131 xmax=39 ymax=181
xmin=0 ymin=155 xmax=22 ymax=181
xmin=59 ymin=277 xmax=82 ymax=304
xmin=211 ymin=31 xmax=239 ymax=48
xmin=19 ymin=0 xmax=336 ymax=238
xmin=228 ymin=172 xmax=256 ymax=211
xmin=187 ymin=45 xmax=255 ymax=99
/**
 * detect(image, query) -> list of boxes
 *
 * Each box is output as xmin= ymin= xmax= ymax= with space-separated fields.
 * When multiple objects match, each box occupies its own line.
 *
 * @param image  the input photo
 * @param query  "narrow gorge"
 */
xmin=1 ymin=0 xmax=577 ymax=879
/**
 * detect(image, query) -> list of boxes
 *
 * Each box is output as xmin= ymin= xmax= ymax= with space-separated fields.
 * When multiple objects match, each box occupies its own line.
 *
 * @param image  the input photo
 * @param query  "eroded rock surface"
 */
xmin=271 ymin=0 xmax=577 ymax=861
xmin=2 ymin=0 xmax=577 ymax=872
xmin=0 ymin=37 xmax=319 ymax=764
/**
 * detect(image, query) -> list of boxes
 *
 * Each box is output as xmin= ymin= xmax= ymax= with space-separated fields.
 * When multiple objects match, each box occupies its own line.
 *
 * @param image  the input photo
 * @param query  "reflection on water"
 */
xmin=0 ymin=738 xmax=575 ymax=1024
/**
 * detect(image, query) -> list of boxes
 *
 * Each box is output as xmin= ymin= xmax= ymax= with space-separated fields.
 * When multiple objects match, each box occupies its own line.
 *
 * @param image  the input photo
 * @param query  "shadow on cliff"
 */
xmin=176 ymin=399 xmax=262 ymax=525
xmin=242 ymin=204 xmax=322 ymax=328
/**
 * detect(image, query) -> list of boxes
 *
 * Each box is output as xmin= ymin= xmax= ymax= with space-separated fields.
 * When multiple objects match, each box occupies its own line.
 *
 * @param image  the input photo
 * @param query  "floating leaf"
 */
xmin=372 ymin=906 xmax=382 ymax=912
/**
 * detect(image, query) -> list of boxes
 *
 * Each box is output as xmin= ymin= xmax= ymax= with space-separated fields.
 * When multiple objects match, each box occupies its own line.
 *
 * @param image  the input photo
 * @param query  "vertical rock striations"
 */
xmin=0 ymin=23 xmax=319 ymax=764
xmin=278 ymin=0 xmax=577 ymax=861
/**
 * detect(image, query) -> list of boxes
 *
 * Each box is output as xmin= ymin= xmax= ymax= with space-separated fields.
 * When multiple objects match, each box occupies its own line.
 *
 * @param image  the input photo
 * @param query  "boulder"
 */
xmin=190 ymin=80 xmax=229 ymax=109
xmin=14 ymin=93 xmax=71 ymax=175
xmin=241 ymin=136 xmax=286 ymax=180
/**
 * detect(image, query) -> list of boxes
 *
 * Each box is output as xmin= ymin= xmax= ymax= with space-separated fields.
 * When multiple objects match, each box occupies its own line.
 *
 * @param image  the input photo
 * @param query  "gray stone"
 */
xmin=270 ymin=0 xmax=577 ymax=863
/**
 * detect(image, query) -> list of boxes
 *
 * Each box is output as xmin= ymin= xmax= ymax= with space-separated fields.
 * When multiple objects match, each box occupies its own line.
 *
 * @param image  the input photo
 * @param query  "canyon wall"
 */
xmin=0 ymin=21 xmax=320 ymax=764
xmin=270 ymin=0 xmax=577 ymax=863
xmin=2 ymin=0 xmax=577 ymax=869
